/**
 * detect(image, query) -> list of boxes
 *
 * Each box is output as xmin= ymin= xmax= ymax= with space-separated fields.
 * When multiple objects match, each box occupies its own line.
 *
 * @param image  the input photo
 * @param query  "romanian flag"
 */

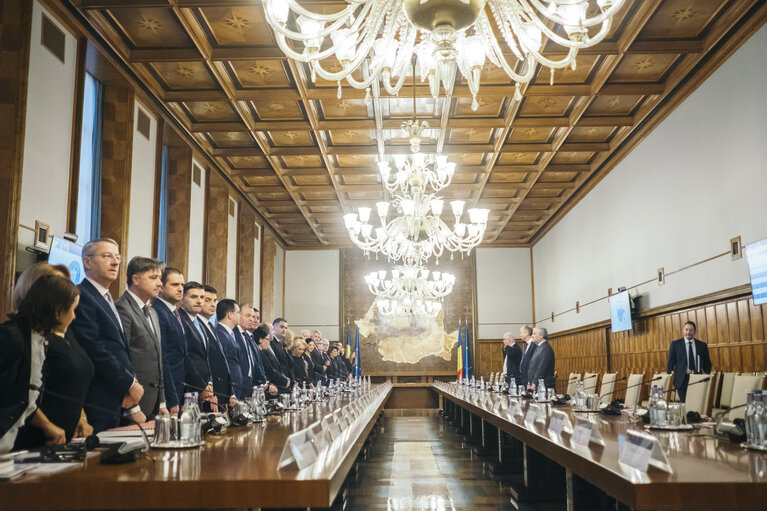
xmin=464 ymin=320 xmax=470 ymax=379
xmin=457 ymin=320 xmax=463 ymax=380
xmin=346 ymin=324 xmax=352 ymax=359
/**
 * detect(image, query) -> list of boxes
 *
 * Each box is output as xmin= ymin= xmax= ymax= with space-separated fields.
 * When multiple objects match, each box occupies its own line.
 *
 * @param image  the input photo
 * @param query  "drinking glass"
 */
xmin=667 ymin=403 xmax=686 ymax=427
xmin=169 ymin=416 xmax=179 ymax=442
xmin=547 ymin=388 xmax=556 ymax=401
xmin=154 ymin=415 xmax=170 ymax=445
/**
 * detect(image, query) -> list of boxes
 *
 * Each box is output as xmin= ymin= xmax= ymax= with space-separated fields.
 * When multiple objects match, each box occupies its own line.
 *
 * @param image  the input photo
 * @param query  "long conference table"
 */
xmin=434 ymin=381 xmax=767 ymax=511
xmin=1 ymin=382 xmax=392 ymax=510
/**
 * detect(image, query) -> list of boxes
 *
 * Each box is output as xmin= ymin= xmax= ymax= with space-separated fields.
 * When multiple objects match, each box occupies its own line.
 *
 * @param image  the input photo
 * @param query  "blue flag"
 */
xmin=354 ymin=326 xmax=361 ymax=378
xmin=464 ymin=320 xmax=470 ymax=379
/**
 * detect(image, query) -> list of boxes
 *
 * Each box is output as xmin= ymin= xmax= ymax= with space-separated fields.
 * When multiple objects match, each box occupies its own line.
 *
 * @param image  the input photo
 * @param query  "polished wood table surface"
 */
xmin=434 ymin=382 xmax=767 ymax=511
xmin=1 ymin=383 xmax=391 ymax=510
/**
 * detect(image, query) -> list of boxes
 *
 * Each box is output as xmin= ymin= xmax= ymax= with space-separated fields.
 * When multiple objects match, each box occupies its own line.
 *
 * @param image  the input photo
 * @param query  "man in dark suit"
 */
xmin=502 ymin=332 xmax=523 ymax=385
xmin=667 ymin=321 xmax=712 ymax=402
xmin=178 ymin=282 xmax=215 ymax=409
xmin=518 ymin=325 xmax=537 ymax=388
xmin=199 ymin=286 xmax=235 ymax=409
xmin=115 ymin=257 xmax=167 ymax=418
xmin=153 ymin=267 xmax=187 ymax=414
xmin=527 ymin=327 xmax=555 ymax=390
xmin=241 ymin=305 xmax=267 ymax=389
xmin=271 ymin=317 xmax=293 ymax=376
xmin=70 ymin=239 xmax=144 ymax=432
xmin=215 ymin=299 xmax=243 ymax=403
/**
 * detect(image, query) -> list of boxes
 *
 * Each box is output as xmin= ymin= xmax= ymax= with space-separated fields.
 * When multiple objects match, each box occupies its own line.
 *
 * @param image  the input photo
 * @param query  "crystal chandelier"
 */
xmin=376 ymin=297 xmax=443 ymax=318
xmin=365 ymin=263 xmax=456 ymax=301
xmin=263 ymin=0 xmax=625 ymax=110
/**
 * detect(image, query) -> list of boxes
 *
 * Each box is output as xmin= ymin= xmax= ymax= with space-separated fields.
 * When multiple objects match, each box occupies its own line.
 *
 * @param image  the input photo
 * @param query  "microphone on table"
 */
xmin=600 ymin=376 xmax=661 ymax=416
xmin=28 ymin=383 xmax=149 ymax=464
xmin=714 ymin=403 xmax=748 ymax=442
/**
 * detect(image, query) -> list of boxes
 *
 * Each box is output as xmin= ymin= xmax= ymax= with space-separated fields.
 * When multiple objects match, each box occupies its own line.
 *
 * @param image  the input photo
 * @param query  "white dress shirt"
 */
xmin=86 ymin=277 xmax=123 ymax=331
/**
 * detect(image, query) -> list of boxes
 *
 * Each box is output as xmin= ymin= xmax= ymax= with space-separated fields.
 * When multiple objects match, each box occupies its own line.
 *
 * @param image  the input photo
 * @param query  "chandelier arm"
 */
xmin=281 ymin=0 xmax=363 ymax=24
xmin=517 ymin=2 xmax=613 ymax=49
xmin=479 ymin=26 xmax=537 ymax=83
xmin=263 ymin=4 xmax=361 ymax=42
xmin=523 ymin=0 xmax=626 ymax=28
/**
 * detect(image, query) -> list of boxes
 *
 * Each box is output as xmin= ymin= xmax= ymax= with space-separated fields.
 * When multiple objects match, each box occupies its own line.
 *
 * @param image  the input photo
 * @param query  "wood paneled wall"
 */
xmin=165 ymin=138 xmax=192 ymax=276
xmin=0 ymin=0 xmax=32 ymax=318
xmin=99 ymin=85 xmax=134 ymax=297
xmin=475 ymin=286 xmax=767 ymax=397
xmin=260 ymin=230 xmax=277 ymax=323
xmin=204 ymin=170 xmax=228 ymax=293
xmin=237 ymin=206 xmax=256 ymax=306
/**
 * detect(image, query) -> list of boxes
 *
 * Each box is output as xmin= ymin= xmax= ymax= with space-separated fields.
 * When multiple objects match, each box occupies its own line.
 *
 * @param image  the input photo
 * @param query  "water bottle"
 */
xmin=745 ymin=390 xmax=757 ymax=444
xmin=179 ymin=393 xmax=196 ymax=445
xmin=655 ymin=387 xmax=668 ymax=426
xmin=480 ymin=376 xmax=485 ymax=390
xmin=574 ymin=381 xmax=587 ymax=411
xmin=291 ymin=383 xmax=299 ymax=408
xmin=508 ymin=377 xmax=517 ymax=396
xmin=648 ymin=386 xmax=659 ymax=425
xmin=757 ymin=393 xmax=767 ymax=447
xmin=537 ymin=378 xmax=546 ymax=401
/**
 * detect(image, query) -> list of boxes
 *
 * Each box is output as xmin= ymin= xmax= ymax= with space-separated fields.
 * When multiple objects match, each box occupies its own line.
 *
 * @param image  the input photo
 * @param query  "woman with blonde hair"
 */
xmin=290 ymin=339 xmax=313 ymax=387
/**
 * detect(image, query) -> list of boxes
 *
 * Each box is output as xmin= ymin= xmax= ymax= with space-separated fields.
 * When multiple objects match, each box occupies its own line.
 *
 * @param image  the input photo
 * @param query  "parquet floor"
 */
xmin=345 ymin=410 xmax=515 ymax=511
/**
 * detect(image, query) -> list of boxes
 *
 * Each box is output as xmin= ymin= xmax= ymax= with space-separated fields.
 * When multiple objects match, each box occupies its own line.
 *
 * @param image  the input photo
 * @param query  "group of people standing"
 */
xmin=0 ymin=237 xmax=354 ymax=454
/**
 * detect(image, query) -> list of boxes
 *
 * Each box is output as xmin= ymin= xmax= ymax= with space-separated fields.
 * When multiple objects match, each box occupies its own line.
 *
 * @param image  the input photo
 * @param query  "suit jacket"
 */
xmin=245 ymin=332 xmax=267 ymax=386
xmin=70 ymin=279 xmax=134 ymax=431
xmin=0 ymin=318 xmax=37 ymax=442
xmin=200 ymin=320 xmax=233 ymax=402
xmin=115 ymin=293 xmax=165 ymax=417
xmin=233 ymin=327 xmax=253 ymax=399
xmin=503 ymin=343 xmax=523 ymax=384
xmin=519 ymin=341 xmax=538 ymax=387
xmin=178 ymin=310 xmax=211 ymax=397
xmin=152 ymin=300 xmax=186 ymax=409
xmin=292 ymin=355 xmax=311 ymax=386
xmin=216 ymin=324 xmax=243 ymax=399
xmin=527 ymin=341 xmax=555 ymax=389
xmin=328 ymin=356 xmax=347 ymax=381
xmin=261 ymin=347 xmax=290 ymax=390
xmin=309 ymin=349 xmax=326 ymax=384
xmin=667 ymin=338 xmax=712 ymax=391
xmin=270 ymin=339 xmax=293 ymax=377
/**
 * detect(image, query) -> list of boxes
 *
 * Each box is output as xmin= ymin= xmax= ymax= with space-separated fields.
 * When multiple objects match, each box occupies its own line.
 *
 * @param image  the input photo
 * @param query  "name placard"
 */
xmin=618 ymin=430 xmax=674 ymax=473
xmin=524 ymin=404 xmax=540 ymax=428
xmin=322 ymin=413 xmax=340 ymax=441
xmin=333 ymin=409 xmax=348 ymax=429
xmin=572 ymin=416 xmax=605 ymax=447
xmin=278 ymin=429 xmax=319 ymax=470
xmin=548 ymin=409 xmax=572 ymax=437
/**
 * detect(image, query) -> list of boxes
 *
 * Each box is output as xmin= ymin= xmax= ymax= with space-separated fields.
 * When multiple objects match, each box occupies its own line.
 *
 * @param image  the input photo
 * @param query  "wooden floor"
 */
xmin=345 ymin=410 xmax=515 ymax=511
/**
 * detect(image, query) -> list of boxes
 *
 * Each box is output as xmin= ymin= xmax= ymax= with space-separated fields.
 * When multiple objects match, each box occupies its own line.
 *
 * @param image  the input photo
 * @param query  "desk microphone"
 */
xmin=714 ymin=403 xmax=748 ymax=442
xmin=28 ymin=383 xmax=149 ymax=464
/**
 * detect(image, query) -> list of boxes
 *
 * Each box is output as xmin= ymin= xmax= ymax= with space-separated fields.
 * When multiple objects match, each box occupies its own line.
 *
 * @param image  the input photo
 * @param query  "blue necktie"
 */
xmin=193 ymin=318 xmax=206 ymax=348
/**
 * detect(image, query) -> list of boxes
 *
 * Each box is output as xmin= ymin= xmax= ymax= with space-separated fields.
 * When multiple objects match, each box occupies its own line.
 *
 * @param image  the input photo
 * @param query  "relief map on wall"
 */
xmin=341 ymin=248 xmax=475 ymax=374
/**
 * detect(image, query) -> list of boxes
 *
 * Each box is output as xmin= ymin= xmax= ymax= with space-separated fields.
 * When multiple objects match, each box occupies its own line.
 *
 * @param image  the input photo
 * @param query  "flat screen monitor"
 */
xmin=746 ymin=238 xmax=767 ymax=305
xmin=47 ymin=236 xmax=84 ymax=285
xmin=609 ymin=290 xmax=632 ymax=333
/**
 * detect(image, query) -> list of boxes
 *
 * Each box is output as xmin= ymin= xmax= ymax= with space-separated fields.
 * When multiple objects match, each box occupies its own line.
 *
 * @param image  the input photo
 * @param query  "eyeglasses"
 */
xmin=92 ymin=253 xmax=122 ymax=262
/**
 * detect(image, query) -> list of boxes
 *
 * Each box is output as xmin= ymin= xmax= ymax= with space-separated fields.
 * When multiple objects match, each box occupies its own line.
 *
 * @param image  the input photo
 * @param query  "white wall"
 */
xmin=533 ymin=25 xmax=767 ymax=333
xmin=253 ymin=224 xmax=261 ymax=308
xmin=17 ymin=1 xmax=77 ymax=269
xmin=273 ymin=244 xmax=285 ymax=320
xmin=476 ymin=248 xmax=533 ymax=338
xmin=187 ymin=161 xmax=206 ymax=282
xmin=226 ymin=197 xmax=238 ymax=299
xmin=126 ymin=101 xmax=157 ymax=261
xmin=285 ymin=250 xmax=340 ymax=340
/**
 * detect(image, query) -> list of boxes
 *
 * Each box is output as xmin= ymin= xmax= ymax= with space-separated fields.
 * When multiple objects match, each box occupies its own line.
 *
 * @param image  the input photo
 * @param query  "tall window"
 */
xmin=75 ymin=72 xmax=103 ymax=244
xmin=156 ymin=145 xmax=169 ymax=261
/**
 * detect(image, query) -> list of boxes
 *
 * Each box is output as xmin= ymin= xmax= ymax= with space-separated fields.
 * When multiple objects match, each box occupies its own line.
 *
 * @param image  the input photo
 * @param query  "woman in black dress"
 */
xmin=290 ymin=339 xmax=313 ymax=387
xmin=14 ymin=271 xmax=95 ymax=449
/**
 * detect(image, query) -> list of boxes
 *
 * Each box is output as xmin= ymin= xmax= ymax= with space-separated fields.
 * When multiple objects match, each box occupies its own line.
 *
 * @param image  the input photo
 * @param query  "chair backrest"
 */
xmin=599 ymin=373 xmax=617 ymax=404
xmin=583 ymin=372 xmax=599 ymax=394
xmin=684 ymin=373 xmax=713 ymax=415
xmin=718 ymin=372 xmax=739 ymax=408
xmin=651 ymin=372 xmax=672 ymax=395
xmin=625 ymin=373 xmax=644 ymax=408
xmin=566 ymin=373 xmax=581 ymax=396
xmin=728 ymin=374 xmax=766 ymax=419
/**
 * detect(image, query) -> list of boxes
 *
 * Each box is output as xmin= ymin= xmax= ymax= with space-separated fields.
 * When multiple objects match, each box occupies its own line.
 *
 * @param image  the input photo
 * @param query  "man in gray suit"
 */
xmin=116 ymin=257 xmax=168 ymax=417
xmin=526 ymin=327 xmax=556 ymax=391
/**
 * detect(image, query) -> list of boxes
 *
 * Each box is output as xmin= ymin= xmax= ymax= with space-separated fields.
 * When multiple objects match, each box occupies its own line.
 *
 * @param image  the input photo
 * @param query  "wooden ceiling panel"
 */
xmin=228 ymin=60 xmax=291 ymax=88
xmin=71 ymin=0 xmax=765 ymax=247
xmin=108 ymin=8 xmax=191 ymax=48
xmin=149 ymin=61 xmax=218 ymax=89
xmin=638 ymin=0 xmax=727 ymax=39
xmin=196 ymin=6 xmax=274 ymax=46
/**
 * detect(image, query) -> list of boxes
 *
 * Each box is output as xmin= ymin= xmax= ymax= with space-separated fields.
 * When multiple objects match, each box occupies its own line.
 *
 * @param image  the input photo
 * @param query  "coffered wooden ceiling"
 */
xmin=68 ymin=0 xmax=766 ymax=248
